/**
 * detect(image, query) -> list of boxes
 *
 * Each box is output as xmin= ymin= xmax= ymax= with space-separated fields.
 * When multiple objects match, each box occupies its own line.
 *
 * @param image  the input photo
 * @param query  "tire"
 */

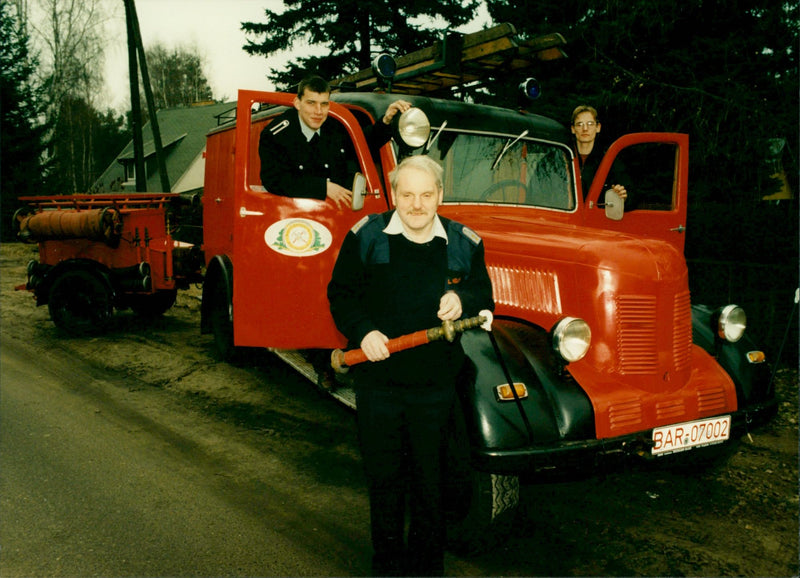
xmin=446 ymin=469 xmax=520 ymax=555
xmin=207 ymin=274 xmax=236 ymax=361
xmin=48 ymin=269 xmax=113 ymax=335
xmin=444 ymin=403 xmax=520 ymax=554
xmin=127 ymin=290 xmax=177 ymax=317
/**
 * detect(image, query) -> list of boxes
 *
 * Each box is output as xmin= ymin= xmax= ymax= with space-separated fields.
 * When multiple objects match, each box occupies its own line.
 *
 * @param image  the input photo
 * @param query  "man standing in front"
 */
xmin=327 ymin=155 xmax=494 ymax=576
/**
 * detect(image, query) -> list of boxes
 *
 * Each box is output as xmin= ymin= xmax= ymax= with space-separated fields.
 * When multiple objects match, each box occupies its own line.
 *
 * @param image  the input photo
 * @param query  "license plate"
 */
xmin=651 ymin=415 xmax=731 ymax=456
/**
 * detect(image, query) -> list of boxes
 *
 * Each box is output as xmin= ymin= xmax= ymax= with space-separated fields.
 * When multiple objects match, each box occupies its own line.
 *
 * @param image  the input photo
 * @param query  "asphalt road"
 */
xmin=0 ymin=337 xmax=373 ymax=577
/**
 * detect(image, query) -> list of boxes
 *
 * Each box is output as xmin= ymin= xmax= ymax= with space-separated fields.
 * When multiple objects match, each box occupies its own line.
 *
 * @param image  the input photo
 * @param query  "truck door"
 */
xmin=583 ymin=133 xmax=689 ymax=253
xmin=230 ymin=91 xmax=388 ymax=350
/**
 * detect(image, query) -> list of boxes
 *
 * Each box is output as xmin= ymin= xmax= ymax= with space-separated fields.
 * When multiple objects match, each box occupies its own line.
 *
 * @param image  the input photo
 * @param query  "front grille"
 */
xmin=616 ymin=295 xmax=658 ymax=375
xmin=608 ymin=398 xmax=643 ymax=431
xmin=616 ymin=291 xmax=693 ymax=377
xmin=656 ymin=398 xmax=685 ymax=421
xmin=697 ymin=386 xmax=728 ymax=413
xmin=488 ymin=265 xmax=562 ymax=315
xmin=672 ymin=291 xmax=693 ymax=371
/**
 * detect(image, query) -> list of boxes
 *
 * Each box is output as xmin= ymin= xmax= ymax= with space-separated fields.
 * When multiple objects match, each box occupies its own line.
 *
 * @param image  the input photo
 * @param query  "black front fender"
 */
xmin=458 ymin=320 xmax=595 ymax=467
xmin=692 ymin=304 xmax=774 ymax=407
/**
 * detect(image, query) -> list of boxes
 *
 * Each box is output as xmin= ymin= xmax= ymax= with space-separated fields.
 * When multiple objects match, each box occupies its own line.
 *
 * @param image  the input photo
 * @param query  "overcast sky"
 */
xmin=100 ymin=0 xmax=490 ymax=111
xmin=103 ymin=0 xmax=286 ymax=110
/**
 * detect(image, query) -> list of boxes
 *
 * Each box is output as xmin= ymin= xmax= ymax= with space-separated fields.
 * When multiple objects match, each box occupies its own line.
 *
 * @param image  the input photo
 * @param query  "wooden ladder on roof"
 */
xmin=330 ymin=23 xmax=567 ymax=96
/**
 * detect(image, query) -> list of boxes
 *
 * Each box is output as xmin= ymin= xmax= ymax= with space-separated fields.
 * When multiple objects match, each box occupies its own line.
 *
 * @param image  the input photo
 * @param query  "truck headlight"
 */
xmin=552 ymin=317 xmax=591 ymax=362
xmin=397 ymin=107 xmax=430 ymax=149
xmin=716 ymin=304 xmax=746 ymax=343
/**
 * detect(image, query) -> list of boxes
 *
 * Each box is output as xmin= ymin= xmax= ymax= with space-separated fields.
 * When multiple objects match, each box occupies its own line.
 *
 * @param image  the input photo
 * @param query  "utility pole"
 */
xmin=124 ymin=0 xmax=146 ymax=191
xmin=123 ymin=0 xmax=170 ymax=192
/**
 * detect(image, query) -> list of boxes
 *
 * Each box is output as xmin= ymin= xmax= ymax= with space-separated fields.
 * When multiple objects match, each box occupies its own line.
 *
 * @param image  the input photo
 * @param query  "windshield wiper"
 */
xmin=425 ymin=121 xmax=447 ymax=153
xmin=491 ymin=129 xmax=529 ymax=170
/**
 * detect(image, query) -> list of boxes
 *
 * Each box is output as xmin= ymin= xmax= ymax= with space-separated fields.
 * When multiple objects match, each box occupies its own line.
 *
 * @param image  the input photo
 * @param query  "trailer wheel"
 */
xmin=127 ymin=290 xmax=177 ymax=317
xmin=48 ymin=269 xmax=113 ymax=334
xmin=207 ymin=274 xmax=235 ymax=361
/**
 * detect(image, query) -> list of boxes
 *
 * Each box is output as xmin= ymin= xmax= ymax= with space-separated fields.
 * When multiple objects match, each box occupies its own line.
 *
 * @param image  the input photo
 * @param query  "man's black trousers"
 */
xmin=356 ymin=384 xmax=455 ymax=577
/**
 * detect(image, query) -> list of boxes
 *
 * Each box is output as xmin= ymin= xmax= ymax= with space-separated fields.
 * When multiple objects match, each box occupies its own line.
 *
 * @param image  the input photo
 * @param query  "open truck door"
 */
xmin=583 ymin=133 xmax=689 ymax=253
xmin=226 ymin=91 xmax=389 ymax=350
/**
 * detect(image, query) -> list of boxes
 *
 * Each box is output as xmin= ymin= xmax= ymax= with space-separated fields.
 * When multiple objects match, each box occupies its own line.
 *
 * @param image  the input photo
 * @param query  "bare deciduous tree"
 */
xmin=144 ymin=42 xmax=214 ymax=109
xmin=28 ymin=0 xmax=109 ymax=193
xmin=30 ymin=0 xmax=107 ymax=109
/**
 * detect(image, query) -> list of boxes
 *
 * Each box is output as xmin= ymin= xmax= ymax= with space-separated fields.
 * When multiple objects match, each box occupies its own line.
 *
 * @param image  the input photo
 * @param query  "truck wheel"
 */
xmin=447 ymin=470 xmax=520 ymax=554
xmin=128 ymin=290 xmax=177 ymax=317
xmin=207 ymin=275 xmax=235 ymax=361
xmin=48 ymin=269 xmax=113 ymax=334
xmin=444 ymin=403 xmax=520 ymax=553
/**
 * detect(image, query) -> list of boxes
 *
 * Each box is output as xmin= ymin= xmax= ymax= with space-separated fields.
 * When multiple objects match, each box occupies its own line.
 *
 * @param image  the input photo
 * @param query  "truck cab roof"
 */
xmin=333 ymin=91 xmax=572 ymax=148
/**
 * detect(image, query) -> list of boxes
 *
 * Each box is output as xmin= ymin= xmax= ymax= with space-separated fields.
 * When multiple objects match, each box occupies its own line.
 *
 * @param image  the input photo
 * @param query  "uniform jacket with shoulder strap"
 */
xmin=258 ymin=108 xmax=354 ymax=200
xmin=328 ymin=210 xmax=494 ymax=349
xmin=258 ymin=108 xmax=393 ymax=201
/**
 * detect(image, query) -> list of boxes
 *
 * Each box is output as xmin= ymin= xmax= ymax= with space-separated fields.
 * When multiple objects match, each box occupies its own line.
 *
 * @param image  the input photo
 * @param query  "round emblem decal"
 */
xmin=264 ymin=218 xmax=332 ymax=256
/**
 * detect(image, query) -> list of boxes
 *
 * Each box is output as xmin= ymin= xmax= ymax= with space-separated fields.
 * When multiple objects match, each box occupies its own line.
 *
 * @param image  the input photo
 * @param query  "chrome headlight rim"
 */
xmin=551 ymin=316 xmax=592 ymax=363
xmin=396 ymin=107 xmax=430 ymax=149
xmin=716 ymin=304 xmax=747 ymax=343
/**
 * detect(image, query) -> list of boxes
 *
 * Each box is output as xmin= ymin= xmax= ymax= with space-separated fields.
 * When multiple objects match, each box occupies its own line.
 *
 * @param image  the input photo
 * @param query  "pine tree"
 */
xmin=485 ymin=0 xmax=799 ymax=204
xmin=241 ymin=0 xmax=478 ymax=89
xmin=0 ymin=1 xmax=49 ymax=241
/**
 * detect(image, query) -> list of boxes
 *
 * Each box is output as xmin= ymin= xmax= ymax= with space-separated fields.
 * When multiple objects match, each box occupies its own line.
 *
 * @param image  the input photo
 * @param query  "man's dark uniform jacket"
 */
xmin=258 ymin=107 xmax=392 ymax=200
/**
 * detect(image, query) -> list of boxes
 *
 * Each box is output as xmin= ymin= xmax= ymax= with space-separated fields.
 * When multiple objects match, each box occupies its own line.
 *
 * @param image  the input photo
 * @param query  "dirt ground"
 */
xmin=2 ymin=241 xmax=798 ymax=577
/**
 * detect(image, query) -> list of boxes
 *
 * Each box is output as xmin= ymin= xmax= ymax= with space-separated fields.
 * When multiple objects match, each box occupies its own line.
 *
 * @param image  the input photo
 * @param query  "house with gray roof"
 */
xmin=94 ymin=100 xmax=236 ymax=195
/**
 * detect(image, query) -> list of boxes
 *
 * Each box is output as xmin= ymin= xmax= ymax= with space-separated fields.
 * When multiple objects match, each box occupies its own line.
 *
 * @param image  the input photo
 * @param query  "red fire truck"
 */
xmin=16 ymin=25 xmax=777 ymax=538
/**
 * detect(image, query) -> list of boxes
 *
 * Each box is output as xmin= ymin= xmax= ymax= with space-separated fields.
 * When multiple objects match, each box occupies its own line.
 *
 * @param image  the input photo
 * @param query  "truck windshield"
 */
xmin=411 ymin=130 xmax=576 ymax=211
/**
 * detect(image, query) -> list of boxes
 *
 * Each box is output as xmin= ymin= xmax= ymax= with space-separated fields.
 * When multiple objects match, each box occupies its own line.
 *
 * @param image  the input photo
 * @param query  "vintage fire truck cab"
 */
xmin=199 ymin=87 xmax=776 ymax=531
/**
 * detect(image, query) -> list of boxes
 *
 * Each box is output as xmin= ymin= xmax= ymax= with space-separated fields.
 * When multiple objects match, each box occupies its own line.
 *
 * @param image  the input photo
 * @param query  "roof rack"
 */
xmin=330 ymin=23 xmax=567 ymax=96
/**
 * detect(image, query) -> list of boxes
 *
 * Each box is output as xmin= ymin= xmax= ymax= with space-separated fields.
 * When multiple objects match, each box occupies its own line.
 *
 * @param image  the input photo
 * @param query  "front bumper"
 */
xmin=471 ymin=398 xmax=778 ymax=479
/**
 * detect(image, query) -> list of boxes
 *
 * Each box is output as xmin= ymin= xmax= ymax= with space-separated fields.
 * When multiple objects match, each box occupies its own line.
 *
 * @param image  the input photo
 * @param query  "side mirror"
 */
xmin=604 ymin=188 xmax=625 ymax=221
xmin=351 ymin=172 xmax=366 ymax=211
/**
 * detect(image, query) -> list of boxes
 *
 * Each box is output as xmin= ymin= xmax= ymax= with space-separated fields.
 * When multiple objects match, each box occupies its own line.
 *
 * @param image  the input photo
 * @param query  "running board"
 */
xmin=270 ymin=349 xmax=357 ymax=410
